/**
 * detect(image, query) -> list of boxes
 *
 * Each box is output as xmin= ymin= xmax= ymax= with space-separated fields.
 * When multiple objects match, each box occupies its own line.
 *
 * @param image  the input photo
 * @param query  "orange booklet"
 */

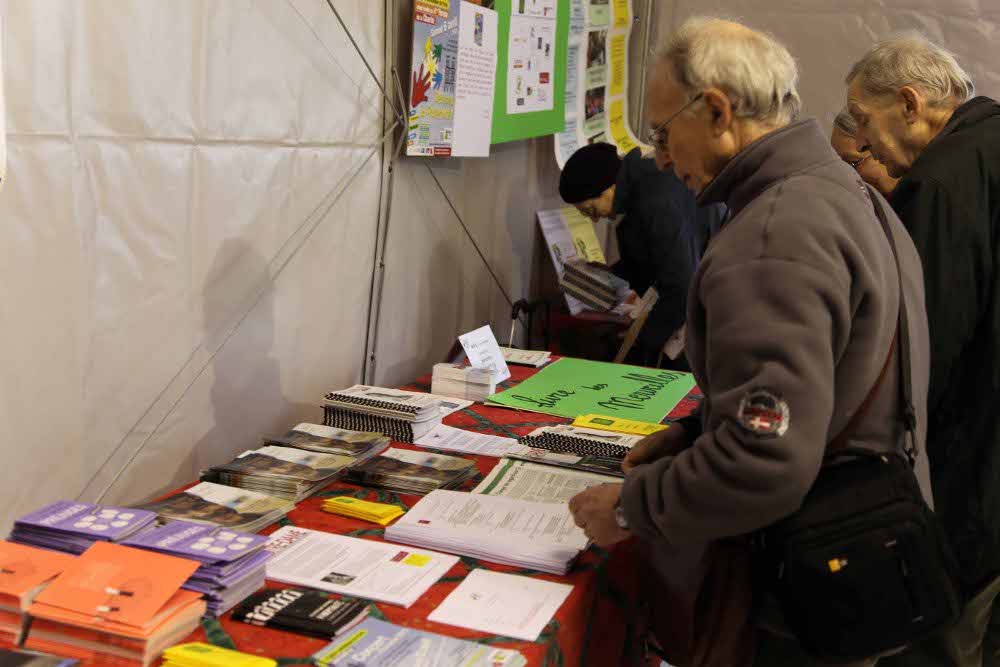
xmin=30 ymin=542 xmax=199 ymax=631
xmin=0 ymin=540 xmax=74 ymax=609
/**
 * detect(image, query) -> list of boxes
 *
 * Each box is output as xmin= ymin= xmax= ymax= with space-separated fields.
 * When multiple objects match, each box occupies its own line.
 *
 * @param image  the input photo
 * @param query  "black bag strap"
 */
xmin=864 ymin=184 xmax=919 ymax=465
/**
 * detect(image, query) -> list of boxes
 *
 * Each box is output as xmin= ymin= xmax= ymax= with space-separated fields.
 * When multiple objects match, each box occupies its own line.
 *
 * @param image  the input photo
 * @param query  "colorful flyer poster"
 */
xmin=491 ymin=0 xmax=570 ymax=144
xmin=408 ymin=1 xmax=461 ymax=156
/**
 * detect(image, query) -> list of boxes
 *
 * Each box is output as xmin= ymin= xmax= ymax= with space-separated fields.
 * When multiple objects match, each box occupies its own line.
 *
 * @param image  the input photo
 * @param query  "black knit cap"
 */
xmin=559 ymin=143 xmax=622 ymax=204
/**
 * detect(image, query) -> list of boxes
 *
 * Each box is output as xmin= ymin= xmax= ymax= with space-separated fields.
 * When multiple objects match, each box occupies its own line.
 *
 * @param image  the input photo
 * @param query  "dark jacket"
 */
xmin=889 ymin=96 xmax=1000 ymax=592
xmin=611 ymin=149 xmax=724 ymax=355
xmin=622 ymin=118 xmax=932 ymax=584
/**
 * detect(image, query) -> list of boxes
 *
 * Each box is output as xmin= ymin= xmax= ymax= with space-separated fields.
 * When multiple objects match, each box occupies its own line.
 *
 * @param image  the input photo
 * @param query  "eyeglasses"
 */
xmin=848 ymin=154 xmax=872 ymax=169
xmin=647 ymin=93 xmax=704 ymax=151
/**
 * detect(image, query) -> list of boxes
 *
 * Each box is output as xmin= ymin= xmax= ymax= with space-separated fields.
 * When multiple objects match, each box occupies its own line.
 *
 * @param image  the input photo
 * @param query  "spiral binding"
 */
xmin=324 ymin=393 xmax=421 ymax=415
xmin=323 ymin=407 xmax=413 ymax=444
xmin=519 ymin=432 xmax=629 ymax=460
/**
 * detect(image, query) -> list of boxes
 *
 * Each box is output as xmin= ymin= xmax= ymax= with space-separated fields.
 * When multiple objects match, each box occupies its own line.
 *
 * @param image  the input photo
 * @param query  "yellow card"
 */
xmin=573 ymin=414 xmax=667 ymax=436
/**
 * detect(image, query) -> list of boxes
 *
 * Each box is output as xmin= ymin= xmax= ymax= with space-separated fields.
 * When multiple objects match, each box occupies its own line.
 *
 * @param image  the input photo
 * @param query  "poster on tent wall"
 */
xmin=490 ymin=0 xmax=570 ymax=144
xmin=554 ymin=0 xmax=647 ymax=167
xmin=408 ymin=1 xmax=499 ymax=157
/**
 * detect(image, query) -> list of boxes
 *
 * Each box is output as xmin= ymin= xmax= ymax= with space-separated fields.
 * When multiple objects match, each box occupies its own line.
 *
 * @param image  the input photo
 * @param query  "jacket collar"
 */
xmin=697 ymin=119 xmax=837 ymax=218
xmin=913 ymin=96 xmax=1000 ymax=167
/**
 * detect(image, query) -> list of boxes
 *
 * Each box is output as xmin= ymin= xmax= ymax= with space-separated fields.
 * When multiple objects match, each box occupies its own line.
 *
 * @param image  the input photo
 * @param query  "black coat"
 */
xmin=890 ymin=96 xmax=1000 ymax=593
xmin=611 ymin=149 xmax=724 ymax=355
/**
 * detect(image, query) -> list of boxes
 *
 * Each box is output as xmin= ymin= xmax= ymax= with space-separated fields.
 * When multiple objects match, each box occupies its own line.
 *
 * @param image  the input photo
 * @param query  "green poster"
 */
xmin=491 ymin=0 xmax=570 ymax=144
xmin=487 ymin=357 xmax=697 ymax=422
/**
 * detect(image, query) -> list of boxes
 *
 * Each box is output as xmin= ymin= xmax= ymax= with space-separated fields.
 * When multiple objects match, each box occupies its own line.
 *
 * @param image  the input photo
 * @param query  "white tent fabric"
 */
xmin=0 ymin=0 xmax=388 ymax=529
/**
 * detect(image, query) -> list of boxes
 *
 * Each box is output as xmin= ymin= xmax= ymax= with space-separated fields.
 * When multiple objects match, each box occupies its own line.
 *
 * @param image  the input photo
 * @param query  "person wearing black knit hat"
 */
xmin=559 ymin=142 xmax=724 ymax=368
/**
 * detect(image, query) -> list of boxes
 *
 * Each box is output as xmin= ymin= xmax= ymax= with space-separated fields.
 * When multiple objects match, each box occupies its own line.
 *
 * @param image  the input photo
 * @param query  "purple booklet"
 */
xmin=12 ymin=501 xmax=156 ymax=553
xmin=122 ymin=520 xmax=268 ymax=564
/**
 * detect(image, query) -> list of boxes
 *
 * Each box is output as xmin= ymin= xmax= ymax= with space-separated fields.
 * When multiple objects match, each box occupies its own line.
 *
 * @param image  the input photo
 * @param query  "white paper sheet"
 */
xmin=499 ymin=346 xmax=551 ymax=367
xmin=415 ymin=423 xmax=518 ymax=457
xmin=458 ymin=325 xmax=511 ymax=383
xmin=473 ymin=458 xmax=617 ymax=503
xmin=264 ymin=526 xmax=458 ymax=608
xmin=429 ymin=569 xmax=573 ymax=641
xmin=452 ymin=2 xmax=499 ymax=157
xmin=506 ymin=15 xmax=556 ymax=115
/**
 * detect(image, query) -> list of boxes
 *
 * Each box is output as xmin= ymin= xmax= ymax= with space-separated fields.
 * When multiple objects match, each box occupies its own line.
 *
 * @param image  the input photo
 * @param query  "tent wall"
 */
xmin=650 ymin=1 xmax=1000 ymax=131
xmin=0 ymin=0 xmax=389 ymax=530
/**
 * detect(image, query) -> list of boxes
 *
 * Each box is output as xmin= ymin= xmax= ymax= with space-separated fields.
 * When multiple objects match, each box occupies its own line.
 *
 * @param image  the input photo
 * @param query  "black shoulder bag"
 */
xmin=757 ymin=185 xmax=961 ymax=662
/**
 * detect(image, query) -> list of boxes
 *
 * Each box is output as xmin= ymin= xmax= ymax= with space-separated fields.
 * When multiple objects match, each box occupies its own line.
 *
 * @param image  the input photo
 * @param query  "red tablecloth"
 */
xmin=175 ymin=361 xmax=702 ymax=666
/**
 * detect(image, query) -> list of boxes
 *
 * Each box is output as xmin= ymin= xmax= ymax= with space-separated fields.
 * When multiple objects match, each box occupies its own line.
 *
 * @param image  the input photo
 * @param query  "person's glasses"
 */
xmin=647 ymin=93 xmax=704 ymax=151
xmin=848 ymin=154 xmax=871 ymax=169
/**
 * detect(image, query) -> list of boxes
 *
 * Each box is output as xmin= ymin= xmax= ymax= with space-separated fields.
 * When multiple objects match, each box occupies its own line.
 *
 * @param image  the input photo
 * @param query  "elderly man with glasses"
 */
xmin=568 ymin=16 xmax=932 ymax=666
xmin=830 ymin=107 xmax=898 ymax=198
xmin=848 ymin=34 xmax=1000 ymax=667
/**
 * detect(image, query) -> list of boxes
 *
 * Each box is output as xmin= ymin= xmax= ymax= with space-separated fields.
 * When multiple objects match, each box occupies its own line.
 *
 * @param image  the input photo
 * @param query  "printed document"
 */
xmin=429 ymin=569 xmax=573 ymax=641
xmin=474 ymin=458 xmax=617 ymax=503
xmin=415 ymin=424 xmax=518 ymax=457
xmin=264 ymin=526 xmax=458 ymax=608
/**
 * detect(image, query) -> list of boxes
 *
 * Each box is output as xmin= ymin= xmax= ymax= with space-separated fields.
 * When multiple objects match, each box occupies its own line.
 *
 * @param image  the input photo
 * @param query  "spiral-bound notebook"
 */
xmin=323 ymin=386 xmax=442 ymax=422
xmin=506 ymin=425 xmax=646 ymax=477
xmin=322 ymin=407 xmax=440 ymax=443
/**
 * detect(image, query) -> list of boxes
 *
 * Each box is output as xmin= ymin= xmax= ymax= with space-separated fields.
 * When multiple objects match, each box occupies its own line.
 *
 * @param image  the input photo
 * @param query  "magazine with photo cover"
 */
xmin=134 ymin=482 xmax=294 ymax=533
xmin=261 ymin=423 xmax=389 ymax=458
xmin=343 ymin=447 xmax=477 ymax=495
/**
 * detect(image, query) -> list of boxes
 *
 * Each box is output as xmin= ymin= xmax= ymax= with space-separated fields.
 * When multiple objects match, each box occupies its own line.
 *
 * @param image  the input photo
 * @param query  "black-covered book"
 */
xmin=231 ymin=588 xmax=368 ymax=639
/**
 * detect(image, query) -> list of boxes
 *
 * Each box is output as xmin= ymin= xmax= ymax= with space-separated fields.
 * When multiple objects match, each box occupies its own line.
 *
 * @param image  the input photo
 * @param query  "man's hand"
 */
xmin=568 ymin=483 xmax=630 ymax=547
xmin=622 ymin=423 xmax=693 ymax=474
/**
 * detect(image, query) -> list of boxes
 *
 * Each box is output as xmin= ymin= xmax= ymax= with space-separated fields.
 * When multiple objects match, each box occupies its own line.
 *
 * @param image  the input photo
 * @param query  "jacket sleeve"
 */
xmin=637 ymin=198 xmax=693 ymax=349
xmin=892 ymin=177 xmax=989 ymax=415
xmin=621 ymin=257 xmax=847 ymax=546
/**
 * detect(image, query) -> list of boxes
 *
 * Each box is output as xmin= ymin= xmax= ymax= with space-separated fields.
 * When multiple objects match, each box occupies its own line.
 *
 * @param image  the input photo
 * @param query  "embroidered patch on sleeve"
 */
xmin=737 ymin=388 xmax=790 ymax=437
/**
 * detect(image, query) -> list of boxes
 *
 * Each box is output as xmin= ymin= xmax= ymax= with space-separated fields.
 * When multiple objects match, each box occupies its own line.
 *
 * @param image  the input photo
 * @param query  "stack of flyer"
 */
xmin=0 ymin=541 xmax=74 ymax=645
xmin=23 ymin=542 xmax=205 ymax=666
xmin=430 ymin=363 xmax=497 ymax=402
xmin=343 ymin=448 xmax=478 ymax=495
xmin=261 ymin=423 xmax=390 ymax=456
xmin=201 ymin=445 xmax=367 ymax=502
xmin=385 ymin=489 xmax=589 ymax=575
xmin=500 ymin=346 xmax=552 ymax=368
xmin=9 ymin=501 xmax=157 ymax=555
xmin=322 ymin=385 xmax=445 ymax=443
xmin=123 ymin=521 xmax=270 ymax=617
xmin=313 ymin=618 xmax=526 ymax=667
xmin=134 ymin=482 xmax=294 ymax=533
xmin=321 ymin=496 xmax=405 ymax=525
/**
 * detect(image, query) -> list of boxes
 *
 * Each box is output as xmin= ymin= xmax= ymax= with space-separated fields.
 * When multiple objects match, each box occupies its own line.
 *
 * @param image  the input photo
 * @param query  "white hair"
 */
xmin=846 ymin=32 xmax=974 ymax=107
xmin=833 ymin=106 xmax=858 ymax=137
xmin=656 ymin=17 xmax=801 ymax=126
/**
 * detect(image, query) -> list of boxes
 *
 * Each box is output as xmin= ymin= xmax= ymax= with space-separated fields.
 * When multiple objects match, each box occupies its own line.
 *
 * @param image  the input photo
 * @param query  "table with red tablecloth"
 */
xmin=174 ymin=360 xmax=702 ymax=666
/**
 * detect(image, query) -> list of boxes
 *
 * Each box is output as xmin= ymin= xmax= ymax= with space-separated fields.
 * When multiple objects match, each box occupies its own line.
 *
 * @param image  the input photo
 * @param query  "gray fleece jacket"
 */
xmin=621 ymin=119 xmax=932 ymax=566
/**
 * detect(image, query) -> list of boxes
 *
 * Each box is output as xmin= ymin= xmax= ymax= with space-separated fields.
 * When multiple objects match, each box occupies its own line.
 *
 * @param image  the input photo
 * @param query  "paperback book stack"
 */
xmin=313 ymin=618 xmax=526 ymax=667
xmin=123 ymin=521 xmax=270 ymax=617
xmin=232 ymin=588 xmax=369 ymax=639
xmin=24 ymin=542 xmax=205 ymax=667
xmin=261 ymin=423 xmax=390 ymax=457
xmin=0 ymin=541 xmax=74 ymax=646
xmin=558 ymin=261 xmax=626 ymax=312
xmin=9 ymin=501 xmax=157 ymax=555
xmin=202 ymin=445 xmax=368 ymax=502
xmin=430 ymin=364 xmax=497 ymax=402
xmin=343 ymin=448 xmax=477 ymax=495
xmin=134 ymin=482 xmax=294 ymax=533
xmin=385 ymin=489 xmax=589 ymax=575
xmin=322 ymin=385 xmax=443 ymax=443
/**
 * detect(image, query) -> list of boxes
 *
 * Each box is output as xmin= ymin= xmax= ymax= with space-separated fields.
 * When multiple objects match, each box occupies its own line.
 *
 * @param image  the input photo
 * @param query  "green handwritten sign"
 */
xmin=486 ymin=357 xmax=696 ymax=422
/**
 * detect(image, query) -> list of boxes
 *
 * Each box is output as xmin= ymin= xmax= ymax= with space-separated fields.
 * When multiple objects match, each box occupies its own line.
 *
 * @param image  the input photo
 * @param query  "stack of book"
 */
xmin=123 ymin=521 xmax=270 ymax=617
xmin=343 ymin=448 xmax=477 ymax=495
xmin=321 ymin=496 xmax=405 ymax=525
xmin=0 ymin=541 xmax=75 ymax=646
xmin=261 ymin=423 xmax=390 ymax=457
xmin=23 ymin=542 xmax=205 ymax=666
xmin=9 ymin=501 xmax=157 ymax=555
xmin=163 ymin=643 xmax=276 ymax=667
xmin=313 ymin=618 xmax=526 ymax=667
xmin=558 ymin=261 xmax=624 ymax=312
xmin=201 ymin=445 xmax=364 ymax=502
xmin=506 ymin=425 xmax=645 ymax=477
xmin=231 ymin=588 xmax=369 ymax=639
xmin=430 ymin=364 xmax=497 ymax=402
xmin=134 ymin=481 xmax=294 ymax=533
xmin=385 ymin=489 xmax=589 ymax=575
xmin=322 ymin=385 xmax=443 ymax=443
